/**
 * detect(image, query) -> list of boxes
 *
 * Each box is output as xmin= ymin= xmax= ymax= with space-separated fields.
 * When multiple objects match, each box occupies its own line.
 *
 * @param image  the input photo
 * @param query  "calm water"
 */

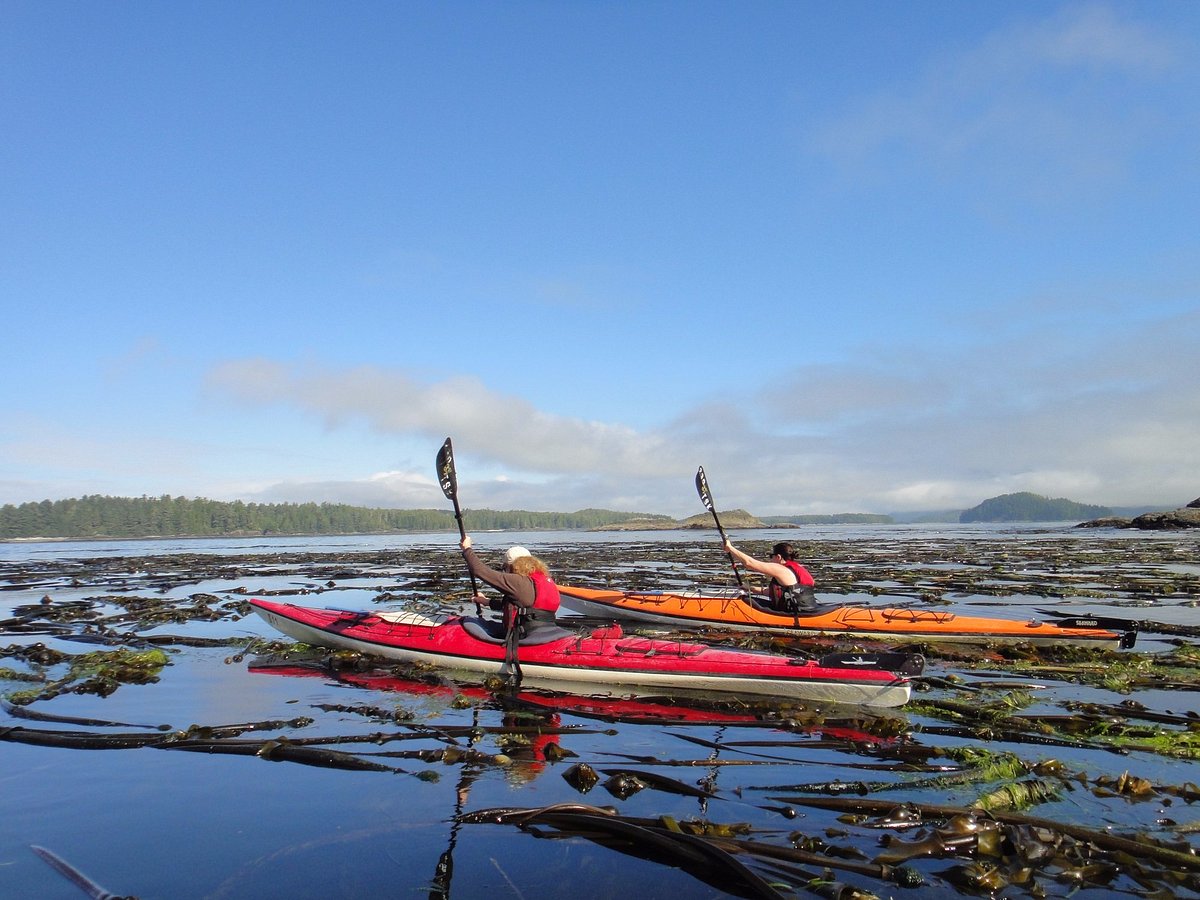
xmin=3 ymin=526 xmax=1199 ymax=898
xmin=0 ymin=521 xmax=1142 ymax=560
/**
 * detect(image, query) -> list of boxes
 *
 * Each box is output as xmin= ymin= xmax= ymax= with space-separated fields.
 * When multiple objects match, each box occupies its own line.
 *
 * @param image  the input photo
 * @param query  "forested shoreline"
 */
xmin=3 ymin=490 xmax=1158 ymax=541
xmin=0 ymin=495 xmax=672 ymax=540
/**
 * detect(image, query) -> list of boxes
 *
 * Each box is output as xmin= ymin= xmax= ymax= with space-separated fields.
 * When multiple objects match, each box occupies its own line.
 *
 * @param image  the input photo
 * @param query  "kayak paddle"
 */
xmin=437 ymin=437 xmax=481 ymax=615
xmin=696 ymin=466 xmax=745 ymax=588
xmin=437 ymin=437 xmax=522 ymax=687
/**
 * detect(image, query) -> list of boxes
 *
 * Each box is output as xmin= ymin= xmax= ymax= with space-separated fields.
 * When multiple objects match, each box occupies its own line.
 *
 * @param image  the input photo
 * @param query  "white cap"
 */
xmin=504 ymin=546 xmax=531 ymax=565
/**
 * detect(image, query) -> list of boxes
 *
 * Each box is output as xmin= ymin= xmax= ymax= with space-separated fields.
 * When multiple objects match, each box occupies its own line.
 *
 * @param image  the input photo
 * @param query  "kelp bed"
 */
xmin=2 ymin=530 xmax=1200 ymax=899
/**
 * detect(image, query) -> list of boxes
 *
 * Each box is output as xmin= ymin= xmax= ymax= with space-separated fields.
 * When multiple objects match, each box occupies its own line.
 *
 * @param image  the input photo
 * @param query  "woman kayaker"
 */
xmin=723 ymin=540 xmax=817 ymax=614
xmin=459 ymin=535 xmax=561 ymax=637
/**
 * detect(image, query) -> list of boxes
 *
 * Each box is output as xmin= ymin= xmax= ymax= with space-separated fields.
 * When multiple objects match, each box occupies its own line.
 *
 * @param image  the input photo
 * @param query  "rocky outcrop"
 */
xmin=594 ymin=509 xmax=766 ymax=531
xmin=1076 ymin=516 xmax=1134 ymax=529
xmin=1078 ymin=501 xmax=1200 ymax=530
xmin=593 ymin=517 xmax=684 ymax=532
xmin=1127 ymin=506 xmax=1200 ymax=529
xmin=679 ymin=509 xmax=764 ymax=529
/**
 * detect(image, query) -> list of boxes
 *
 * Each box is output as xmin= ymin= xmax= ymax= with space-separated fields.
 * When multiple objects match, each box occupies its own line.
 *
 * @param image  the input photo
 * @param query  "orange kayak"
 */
xmin=557 ymin=585 xmax=1136 ymax=648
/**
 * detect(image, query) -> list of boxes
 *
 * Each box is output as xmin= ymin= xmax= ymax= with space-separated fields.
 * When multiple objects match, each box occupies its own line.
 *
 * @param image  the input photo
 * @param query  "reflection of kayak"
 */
xmin=248 ymin=598 xmax=915 ymax=707
xmin=249 ymin=661 xmax=899 ymax=742
xmin=248 ymin=662 xmax=766 ymax=726
xmin=557 ymin=585 xmax=1137 ymax=648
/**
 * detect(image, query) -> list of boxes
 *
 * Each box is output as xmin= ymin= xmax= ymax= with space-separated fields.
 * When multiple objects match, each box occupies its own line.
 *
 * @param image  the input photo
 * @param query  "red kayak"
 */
xmin=248 ymin=598 xmax=919 ymax=708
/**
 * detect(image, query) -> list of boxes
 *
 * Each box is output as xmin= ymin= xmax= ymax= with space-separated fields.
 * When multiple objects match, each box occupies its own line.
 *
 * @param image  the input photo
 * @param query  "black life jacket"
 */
xmin=767 ymin=560 xmax=817 ymax=613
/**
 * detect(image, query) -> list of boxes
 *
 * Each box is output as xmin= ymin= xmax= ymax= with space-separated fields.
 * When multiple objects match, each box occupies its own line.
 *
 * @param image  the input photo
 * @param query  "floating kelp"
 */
xmin=463 ymin=803 xmax=923 ymax=897
xmin=2 ymin=642 xmax=70 ymax=667
xmin=312 ymin=701 xmax=417 ymax=724
xmin=3 ymin=647 xmax=170 ymax=705
xmin=971 ymin=777 xmax=1061 ymax=812
xmin=909 ymin=678 xmax=1200 ymax=761
xmin=0 ymin=666 xmax=42 ymax=683
xmin=600 ymin=767 xmax=717 ymax=800
xmin=1 ymin=725 xmax=179 ymax=750
xmin=4 ymin=532 xmax=1200 ymax=898
xmin=562 ymin=762 xmax=601 ymax=792
xmin=742 ymin=748 xmax=1030 ymax=798
xmin=1 ymin=697 xmax=170 ymax=730
xmin=773 ymin=796 xmax=1200 ymax=883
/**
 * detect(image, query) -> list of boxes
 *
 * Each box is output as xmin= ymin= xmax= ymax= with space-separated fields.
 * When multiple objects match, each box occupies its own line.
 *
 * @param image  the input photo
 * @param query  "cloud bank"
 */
xmin=208 ymin=303 xmax=1199 ymax=516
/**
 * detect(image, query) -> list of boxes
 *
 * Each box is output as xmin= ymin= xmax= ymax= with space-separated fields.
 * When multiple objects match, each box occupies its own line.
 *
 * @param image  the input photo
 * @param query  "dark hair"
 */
xmin=772 ymin=542 xmax=795 ymax=560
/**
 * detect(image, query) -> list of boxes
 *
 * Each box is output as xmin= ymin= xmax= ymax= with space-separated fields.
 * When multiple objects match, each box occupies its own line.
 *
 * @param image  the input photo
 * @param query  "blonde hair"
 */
xmin=509 ymin=555 xmax=550 ymax=577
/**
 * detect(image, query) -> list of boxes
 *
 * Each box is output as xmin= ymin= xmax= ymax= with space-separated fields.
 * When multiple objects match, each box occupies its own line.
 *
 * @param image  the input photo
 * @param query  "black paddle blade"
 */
xmin=695 ymin=466 xmax=714 ymax=511
xmin=436 ymin=437 xmax=457 ymax=500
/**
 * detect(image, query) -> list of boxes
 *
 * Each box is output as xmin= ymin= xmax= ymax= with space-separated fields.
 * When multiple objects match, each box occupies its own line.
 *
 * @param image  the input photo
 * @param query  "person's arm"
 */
xmin=460 ymin=538 xmax=536 ymax=606
xmin=724 ymin=540 xmax=797 ymax=585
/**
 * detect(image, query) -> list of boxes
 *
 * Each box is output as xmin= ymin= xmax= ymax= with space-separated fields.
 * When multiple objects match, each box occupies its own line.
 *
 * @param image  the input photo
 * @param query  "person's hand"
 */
xmin=460 ymin=535 xmax=473 ymax=551
xmin=471 ymin=591 xmax=488 ymax=606
xmin=723 ymin=539 xmax=734 ymax=553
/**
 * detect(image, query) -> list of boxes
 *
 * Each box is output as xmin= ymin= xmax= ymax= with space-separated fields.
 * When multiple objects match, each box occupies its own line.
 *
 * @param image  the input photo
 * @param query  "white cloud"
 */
xmin=809 ymin=4 xmax=1183 ymax=202
xmin=197 ymin=300 xmax=1200 ymax=516
xmin=207 ymin=360 xmax=682 ymax=479
xmin=253 ymin=470 xmax=445 ymax=508
xmin=1020 ymin=5 xmax=1177 ymax=70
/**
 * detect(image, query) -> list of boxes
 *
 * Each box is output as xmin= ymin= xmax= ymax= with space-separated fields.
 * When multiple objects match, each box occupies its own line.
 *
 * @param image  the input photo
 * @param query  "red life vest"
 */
xmin=529 ymin=570 xmax=561 ymax=613
xmin=785 ymin=560 xmax=815 ymax=587
xmin=502 ymin=571 xmax=561 ymax=633
xmin=767 ymin=560 xmax=815 ymax=609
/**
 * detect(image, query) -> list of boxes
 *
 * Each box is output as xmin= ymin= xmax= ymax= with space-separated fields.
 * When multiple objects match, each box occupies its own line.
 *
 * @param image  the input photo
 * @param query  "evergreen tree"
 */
xmin=0 ymin=495 xmax=671 ymax=539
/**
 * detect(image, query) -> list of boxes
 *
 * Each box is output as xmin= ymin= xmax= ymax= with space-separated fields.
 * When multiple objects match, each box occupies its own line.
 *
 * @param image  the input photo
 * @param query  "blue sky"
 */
xmin=3 ymin=1 xmax=1198 ymax=517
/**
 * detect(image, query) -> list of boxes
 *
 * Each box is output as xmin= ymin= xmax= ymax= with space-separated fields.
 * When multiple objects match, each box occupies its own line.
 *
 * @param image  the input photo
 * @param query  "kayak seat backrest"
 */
xmin=460 ymin=617 xmax=575 ymax=646
xmin=460 ymin=617 xmax=507 ymax=643
xmin=521 ymin=623 xmax=576 ymax=644
xmin=747 ymin=597 xmax=841 ymax=618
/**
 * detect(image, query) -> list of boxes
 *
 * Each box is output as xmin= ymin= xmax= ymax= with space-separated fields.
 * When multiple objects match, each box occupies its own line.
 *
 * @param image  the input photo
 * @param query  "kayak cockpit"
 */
xmin=459 ymin=616 xmax=576 ymax=646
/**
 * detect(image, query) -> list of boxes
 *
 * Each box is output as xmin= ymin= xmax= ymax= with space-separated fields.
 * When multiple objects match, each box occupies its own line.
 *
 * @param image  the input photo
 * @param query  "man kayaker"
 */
xmin=459 ymin=535 xmax=562 ymax=637
xmin=723 ymin=540 xmax=817 ymax=614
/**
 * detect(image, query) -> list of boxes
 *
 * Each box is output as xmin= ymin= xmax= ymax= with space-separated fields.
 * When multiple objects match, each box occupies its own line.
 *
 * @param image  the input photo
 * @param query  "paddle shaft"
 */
xmin=695 ymin=467 xmax=745 ymax=588
xmin=437 ymin=438 xmax=481 ymax=607
xmin=437 ymin=437 xmax=521 ymax=687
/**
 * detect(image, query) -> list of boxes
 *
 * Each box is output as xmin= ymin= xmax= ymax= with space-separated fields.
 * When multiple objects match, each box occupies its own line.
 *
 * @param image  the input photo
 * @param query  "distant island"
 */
xmin=1 ymin=491 xmax=1186 ymax=540
xmin=959 ymin=492 xmax=1111 ymax=523
xmin=596 ymin=510 xmax=894 ymax=531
